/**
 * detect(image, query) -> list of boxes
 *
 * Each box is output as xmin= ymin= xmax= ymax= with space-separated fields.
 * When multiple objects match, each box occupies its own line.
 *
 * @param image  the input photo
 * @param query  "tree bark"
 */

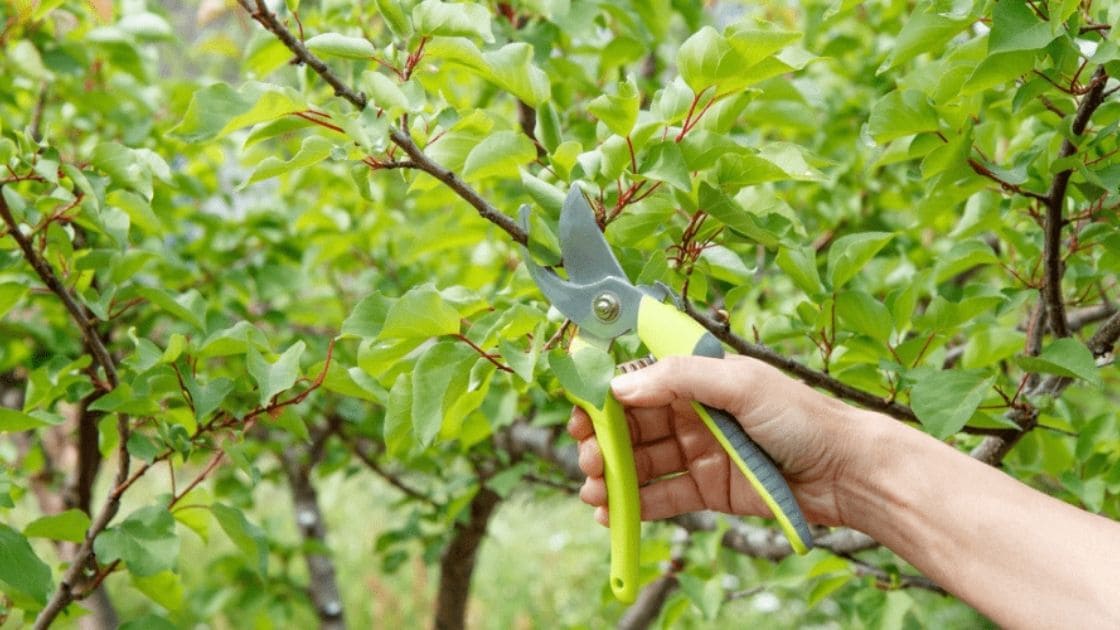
xmin=281 ymin=447 xmax=346 ymax=630
xmin=433 ymin=487 xmax=501 ymax=630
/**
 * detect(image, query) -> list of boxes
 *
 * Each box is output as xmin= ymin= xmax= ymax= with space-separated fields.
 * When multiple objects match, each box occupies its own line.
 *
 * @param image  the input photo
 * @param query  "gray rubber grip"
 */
xmin=702 ymin=403 xmax=814 ymax=548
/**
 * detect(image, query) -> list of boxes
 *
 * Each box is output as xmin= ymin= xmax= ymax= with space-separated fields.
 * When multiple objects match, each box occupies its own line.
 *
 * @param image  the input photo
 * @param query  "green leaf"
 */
xmin=134 ymin=287 xmax=206 ymax=331
xmin=171 ymin=82 xmax=306 ymax=143
xmin=0 ymin=282 xmax=29 ymax=319
xmin=910 ymin=369 xmax=996 ymax=439
xmin=375 ymin=0 xmax=412 ymax=38
xmin=499 ymin=338 xmax=537 ymax=383
xmin=211 ymin=503 xmax=268 ymax=575
xmin=934 ymin=239 xmax=999 ymax=282
xmin=380 ymin=284 xmax=461 ymax=339
xmin=341 ymin=291 xmax=394 ymax=339
xmin=989 ymin=0 xmax=1056 ymax=54
xmin=241 ymin=135 xmax=333 ymax=187
xmin=640 ymin=141 xmax=690 ymax=190
xmin=383 ymin=373 xmax=413 ymax=456
xmin=132 ymin=570 xmax=185 ymax=612
xmin=0 ymin=407 xmax=62 ymax=432
xmin=700 ymin=182 xmax=788 ymax=247
xmin=725 ymin=24 xmax=800 ymax=67
xmin=247 ymin=340 xmax=305 ymax=405
xmin=365 ymin=71 xmax=409 ymax=113
xmin=836 ymin=291 xmax=893 ymax=343
xmin=549 ymin=345 xmax=614 ymax=408
xmin=588 ymin=78 xmax=640 ymax=137
xmin=775 ymin=246 xmax=823 ymax=297
xmin=826 ymin=232 xmax=894 ymax=288
xmin=484 ymin=43 xmax=551 ymax=107
xmin=93 ymin=505 xmax=180 ymax=577
xmin=1016 ymin=338 xmax=1101 ymax=386
xmin=963 ymin=50 xmax=1036 ymax=94
xmin=0 ymin=523 xmax=53 ymax=607
xmin=304 ymin=32 xmax=376 ymax=59
xmin=878 ymin=7 xmax=971 ymax=73
xmin=808 ymin=575 xmax=851 ymax=608
xmin=462 ymin=130 xmax=536 ymax=181
xmin=961 ymin=327 xmax=1026 ymax=369
xmin=185 ymin=376 xmax=234 ymax=422
xmin=677 ymin=27 xmax=730 ymax=94
xmin=24 ymin=509 xmax=91 ymax=543
xmin=867 ymin=90 xmax=940 ymax=143
xmin=411 ymin=341 xmax=476 ymax=447
xmin=412 ymin=0 xmax=493 ymax=43
xmin=535 ymin=102 xmax=562 ymax=152
xmin=92 ymin=142 xmax=153 ymax=200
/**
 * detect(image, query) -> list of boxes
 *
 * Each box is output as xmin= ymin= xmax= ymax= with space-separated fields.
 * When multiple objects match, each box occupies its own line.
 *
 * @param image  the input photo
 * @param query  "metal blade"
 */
xmin=559 ymin=186 xmax=628 ymax=284
xmin=519 ymin=204 xmax=643 ymax=341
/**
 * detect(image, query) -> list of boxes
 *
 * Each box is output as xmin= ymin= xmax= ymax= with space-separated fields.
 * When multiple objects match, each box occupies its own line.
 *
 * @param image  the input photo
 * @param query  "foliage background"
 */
xmin=0 ymin=0 xmax=1118 ymax=628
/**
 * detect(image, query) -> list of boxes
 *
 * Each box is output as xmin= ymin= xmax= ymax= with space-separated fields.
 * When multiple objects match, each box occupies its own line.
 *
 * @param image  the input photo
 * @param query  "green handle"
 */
xmin=568 ymin=337 xmax=640 ymax=603
xmin=635 ymin=295 xmax=813 ymax=554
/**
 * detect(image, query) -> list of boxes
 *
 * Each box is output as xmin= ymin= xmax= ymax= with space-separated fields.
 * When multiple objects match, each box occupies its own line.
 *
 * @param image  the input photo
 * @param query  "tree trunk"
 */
xmin=433 ymin=487 xmax=501 ymax=630
xmin=281 ymin=447 xmax=346 ymax=630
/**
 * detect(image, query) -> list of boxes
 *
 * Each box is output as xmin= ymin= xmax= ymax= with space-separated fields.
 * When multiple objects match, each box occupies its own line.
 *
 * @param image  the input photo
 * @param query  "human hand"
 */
xmin=569 ymin=355 xmax=877 ymax=528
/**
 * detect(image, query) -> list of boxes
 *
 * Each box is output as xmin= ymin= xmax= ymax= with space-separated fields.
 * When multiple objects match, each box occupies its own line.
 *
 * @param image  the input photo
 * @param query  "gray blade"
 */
xmin=559 ymin=186 xmax=628 ymax=284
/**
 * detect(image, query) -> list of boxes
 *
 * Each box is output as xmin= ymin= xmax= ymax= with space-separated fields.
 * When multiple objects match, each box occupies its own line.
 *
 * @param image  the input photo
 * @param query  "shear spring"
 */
xmin=616 ymin=355 xmax=656 ymax=374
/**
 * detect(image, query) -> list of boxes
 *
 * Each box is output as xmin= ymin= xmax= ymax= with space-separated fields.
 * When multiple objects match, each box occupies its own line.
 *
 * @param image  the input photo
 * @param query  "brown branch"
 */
xmin=1087 ymin=310 xmax=1120 ymax=359
xmin=1079 ymin=23 xmax=1111 ymax=35
xmin=1041 ymin=66 xmax=1110 ymax=339
xmin=2 ymin=185 xmax=132 ymax=628
xmin=681 ymin=301 xmax=921 ymax=424
xmin=0 ymin=189 xmax=117 ymax=387
xmin=351 ymin=435 xmax=438 ymax=506
xmin=967 ymin=158 xmax=1048 ymax=202
xmin=238 ymin=0 xmax=367 ymax=108
xmin=281 ymin=421 xmax=346 ymax=630
xmin=841 ymin=553 xmax=947 ymax=594
xmin=454 ymin=333 xmax=513 ymax=373
xmin=235 ymin=0 xmax=528 ymax=245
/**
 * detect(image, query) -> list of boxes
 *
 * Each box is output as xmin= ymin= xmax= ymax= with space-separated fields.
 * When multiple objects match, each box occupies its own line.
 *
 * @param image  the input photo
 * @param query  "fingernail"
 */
xmin=611 ymin=372 xmax=641 ymax=397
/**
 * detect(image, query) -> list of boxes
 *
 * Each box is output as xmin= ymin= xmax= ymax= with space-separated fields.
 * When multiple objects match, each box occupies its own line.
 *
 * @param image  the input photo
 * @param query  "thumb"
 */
xmin=610 ymin=355 xmax=757 ymax=413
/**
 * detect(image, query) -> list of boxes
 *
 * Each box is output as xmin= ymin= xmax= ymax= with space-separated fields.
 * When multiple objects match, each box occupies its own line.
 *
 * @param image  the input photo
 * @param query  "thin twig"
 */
xmin=235 ymin=0 xmax=528 ymax=244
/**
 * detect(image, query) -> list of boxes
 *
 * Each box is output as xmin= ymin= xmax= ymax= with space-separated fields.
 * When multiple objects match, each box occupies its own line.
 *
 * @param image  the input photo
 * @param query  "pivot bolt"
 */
xmin=593 ymin=292 xmax=621 ymax=323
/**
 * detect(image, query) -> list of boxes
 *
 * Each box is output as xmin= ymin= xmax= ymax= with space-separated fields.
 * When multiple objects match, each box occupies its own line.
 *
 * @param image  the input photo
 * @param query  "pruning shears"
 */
xmin=518 ymin=186 xmax=812 ymax=603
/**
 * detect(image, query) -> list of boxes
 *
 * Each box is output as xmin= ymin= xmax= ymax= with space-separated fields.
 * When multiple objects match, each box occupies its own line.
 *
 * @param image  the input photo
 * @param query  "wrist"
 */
xmin=831 ymin=409 xmax=918 ymax=532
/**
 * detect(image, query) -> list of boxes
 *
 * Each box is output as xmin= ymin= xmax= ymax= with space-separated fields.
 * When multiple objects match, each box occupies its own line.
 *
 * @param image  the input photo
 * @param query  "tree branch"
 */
xmin=681 ymin=301 xmax=920 ymax=423
xmin=967 ymin=157 xmax=1048 ymax=202
xmin=0 ymin=189 xmax=118 ymax=387
xmin=234 ymin=0 xmax=527 ymax=245
xmin=351 ymin=435 xmax=438 ymax=507
xmin=972 ymin=67 xmax=1113 ymax=466
xmin=2 ymin=185 xmax=133 ymax=628
xmin=1086 ymin=309 xmax=1120 ymax=359
xmin=280 ymin=421 xmax=346 ymax=630
xmin=1041 ymin=66 xmax=1110 ymax=338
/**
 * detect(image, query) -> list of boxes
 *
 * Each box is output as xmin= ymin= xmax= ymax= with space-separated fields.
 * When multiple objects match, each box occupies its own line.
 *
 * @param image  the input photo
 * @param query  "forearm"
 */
xmin=839 ymin=411 xmax=1120 ymax=628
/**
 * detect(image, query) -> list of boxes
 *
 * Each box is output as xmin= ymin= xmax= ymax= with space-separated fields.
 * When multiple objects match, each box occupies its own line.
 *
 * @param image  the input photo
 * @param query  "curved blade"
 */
xmin=519 ymin=204 xmax=642 ymax=341
xmin=559 ymin=187 xmax=628 ymax=284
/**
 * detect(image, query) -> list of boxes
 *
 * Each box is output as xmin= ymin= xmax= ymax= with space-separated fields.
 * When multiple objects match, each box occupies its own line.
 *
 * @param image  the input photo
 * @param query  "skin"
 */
xmin=568 ymin=355 xmax=1120 ymax=629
